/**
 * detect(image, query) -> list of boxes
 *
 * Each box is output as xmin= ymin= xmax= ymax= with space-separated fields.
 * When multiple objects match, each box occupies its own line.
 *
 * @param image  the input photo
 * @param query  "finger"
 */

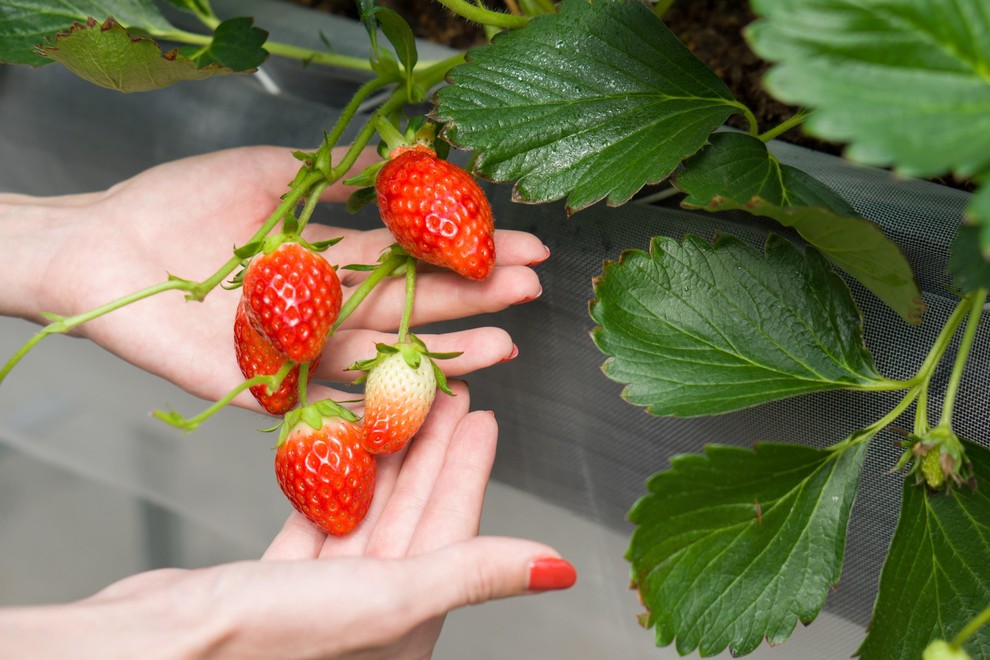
xmin=338 ymin=265 xmax=542 ymax=332
xmin=363 ymin=381 xmax=472 ymax=558
xmin=310 ymin=229 xmax=550 ymax=287
xmin=261 ymin=513 xmax=327 ymax=561
xmin=402 ymin=537 xmax=577 ymax=619
xmin=314 ymin=327 xmax=517 ymax=383
xmin=406 ymin=409 xmax=498 ymax=555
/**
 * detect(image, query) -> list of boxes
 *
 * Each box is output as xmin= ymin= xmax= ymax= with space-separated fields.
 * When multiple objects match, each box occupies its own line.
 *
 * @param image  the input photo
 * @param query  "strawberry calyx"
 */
xmin=271 ymin=397 xmax=360 ymax=448
xmin=893 ymin=425 xmax=975 ymax=492
xmin=349 ymin=335 xmax=460 ymax=396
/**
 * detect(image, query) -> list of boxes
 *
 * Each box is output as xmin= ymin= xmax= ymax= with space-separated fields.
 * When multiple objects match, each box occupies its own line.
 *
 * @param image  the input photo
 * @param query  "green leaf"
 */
xmin=746 ymin=0 xmax=990 ymax=179
xmin=161 ymin=0 xmax=215 ymax=18
xmin=0 ymin=0 xmax=175 ymax=66
xmin=590 ymin=233 xmax=894 ymax=417
xmin=965 ymin=179 xmax=990 ymax=257
xmin=857 ymin=441 xmax=990 ymax=660
xmin=676 ymin=132 xmax=855 ymax=215
xmin=434 ymin=0 xmax=740 ymax=212
xmin=628 ymin=440 xmax=869 ymax=656
xmin=949 ymin=225 xmax=990 ymax=293
xmin=191 ymin=16 xmax=268 ymax=71
xmin=37 ymin=17 xmax=234 ymax=92
xmin=676 ymin=132 xmax=925 ymax=325
xmin=367 ymin=6 xmax=417 ymax=75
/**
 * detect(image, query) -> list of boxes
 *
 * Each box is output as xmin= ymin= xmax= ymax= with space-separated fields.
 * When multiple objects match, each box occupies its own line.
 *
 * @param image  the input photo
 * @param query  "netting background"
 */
xmin=0 ymin=0 xmax=986 ymax=641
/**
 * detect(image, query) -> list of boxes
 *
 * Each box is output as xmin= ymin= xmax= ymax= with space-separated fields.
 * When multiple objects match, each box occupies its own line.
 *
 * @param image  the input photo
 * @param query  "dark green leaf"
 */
xmin=676 ymin=132 xmax=854 ymax=215
xmin=37 ymin=17 xmax=235 ymax=92
xmin=367 ymin=6 xmax=417 ymax=74
xmin=747 ymin=0 xmax=990 ymax=179
xmin=629 ymin=440 xmax=869 ymax=656
xmin=949 ymin=225 xmax=990 ymax=293
xmin=857 ymin=441 xmax=990 ymax=660
xmin=964 ymin=180 xmax=990 ymax=258
xmin=192 ymin=17 xmax=268 ymax=71
xmin=590 ymin=233 xmax=895 ymax=417
xmin=0 ymin=0 xmax=175 ymax=65
xmin=434 ymin=0 xmax=740 ymax=212
xmin=676 ymin=132 xmax=925 ymax=325
xmin=346 ymin=186 xmax=378 ymax=214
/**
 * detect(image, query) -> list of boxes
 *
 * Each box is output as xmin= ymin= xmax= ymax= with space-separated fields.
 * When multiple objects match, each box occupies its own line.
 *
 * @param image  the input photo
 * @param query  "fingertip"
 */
xmin=527 ymin=556 xmax=578 ymax=591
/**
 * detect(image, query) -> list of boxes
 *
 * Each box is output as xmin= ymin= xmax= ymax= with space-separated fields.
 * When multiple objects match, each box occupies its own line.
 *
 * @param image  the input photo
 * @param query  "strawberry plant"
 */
xmin=1 ymin=0 xmax=989 ymax=657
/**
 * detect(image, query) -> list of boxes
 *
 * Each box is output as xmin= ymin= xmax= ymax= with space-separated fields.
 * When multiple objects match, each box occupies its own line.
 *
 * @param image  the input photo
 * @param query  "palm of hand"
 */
xmin=39 ymin=146 xmax=543 ymax=408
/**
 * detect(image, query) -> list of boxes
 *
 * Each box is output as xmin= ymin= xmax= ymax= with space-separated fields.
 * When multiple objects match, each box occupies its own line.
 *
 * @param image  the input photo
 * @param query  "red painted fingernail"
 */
xmin=512 ymin=287 xmax=543 ymax=305
xmin=527 ymin=245 xmax=551 ymax=266
xmin=498 ymin=344 xmax=519 ymax=363
xmin=528 ymin=557 xmax=577 ymax=591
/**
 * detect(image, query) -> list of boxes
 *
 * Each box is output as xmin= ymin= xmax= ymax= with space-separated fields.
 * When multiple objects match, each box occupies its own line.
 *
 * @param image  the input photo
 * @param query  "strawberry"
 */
xmin=354 ymin=339 xmax=456 ymax=455
xmin=375 ymin=144 xmax=495 ymax=280
xmin=233 ymin=299 xmax=319 ymax=415
xmin=243 ymin=241 xmax=341 ymax=364
xmin=274 ymin=404 xmax=376 ymax=536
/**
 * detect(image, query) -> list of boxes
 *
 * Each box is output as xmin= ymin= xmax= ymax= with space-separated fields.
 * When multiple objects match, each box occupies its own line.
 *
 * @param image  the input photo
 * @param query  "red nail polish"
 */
xmin=528 ymin=557 xmax=577 ymax=591
xmin=498 ymin=344 xmax=519 ymax=363
xmin=527 ymin=245 xmax=551 ymax=266
xmin=512 ymin=288 xmax=543 ymax=305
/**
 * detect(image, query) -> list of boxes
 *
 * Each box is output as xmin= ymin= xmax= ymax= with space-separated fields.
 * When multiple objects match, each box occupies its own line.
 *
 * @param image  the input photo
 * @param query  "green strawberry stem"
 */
xmin=398 ymin=257 xmax=417 ymax=344
xmin=293 ymin=179 xmax=331 ymax=235
xmin=154 ymin=361 xmax=295 ymax=431
xmin=333 ymin=248 xmax=409 ymax=334
xmin=758 ymin=109 xmax=812 ymax=143
xmin=936 ymin=287 xmax=987 ymax=430
xmin=323 ymin=74 xmax=401 ymax=157
xmin=375 ymin=115 xmax=409 ymax=154
xmin=298 ymin=361 xmax=311 ymax=408
xmin=830 ymin=291 xmax=984 ymax=455
xmin=953 ymin=603 xmax=990 ymax=650
xmin=434 ymin=0 xmax=530 ymax=28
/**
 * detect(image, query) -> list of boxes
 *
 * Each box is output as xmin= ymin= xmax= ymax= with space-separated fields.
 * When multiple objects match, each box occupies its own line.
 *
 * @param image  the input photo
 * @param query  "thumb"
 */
xmin=404 ymin=536 xmax=577 ymax=617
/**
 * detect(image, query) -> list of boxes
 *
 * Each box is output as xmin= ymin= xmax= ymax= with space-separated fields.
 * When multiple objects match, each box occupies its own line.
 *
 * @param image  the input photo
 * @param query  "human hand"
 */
xmin=0 ymin=382 xmax=576 ymax=659
xmin=0 ymin=146 xmax=547 ymax=408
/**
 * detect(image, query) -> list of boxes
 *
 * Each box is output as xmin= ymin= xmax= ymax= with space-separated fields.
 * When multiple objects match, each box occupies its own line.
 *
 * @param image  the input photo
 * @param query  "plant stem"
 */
xmin=952 ymin=603 xmax=990 ymax=649
xmin=154 ymin=362 xmax=294 ymax=431
xmin=298 ymin=361 xmax=310 ymax=408
xmin=398 ymin=257 xmax=417 ymax=343
xmin=262 ymin=40 xmax=377 ymax=72
xmin=433 ymin=0 xmax=530 ymax=28
xmin=730 ymin=102 xmax=761 ymax=137
xmin=909 ymin=295 xmax=975 ymax=389
xmin=937 ymin=288 xmax=987 ymax=429
xmin=759 ymin=109 xmax=811 ymax=143
xmin=324 ymin=75 xmax=399 ymax=154
xmin=332 ymin=250 xmax=409 ymax=334
xmin=831 ymin=387 xmax=920 ymax=452
xmin=295 ymin=179 xmax=331 ymax=234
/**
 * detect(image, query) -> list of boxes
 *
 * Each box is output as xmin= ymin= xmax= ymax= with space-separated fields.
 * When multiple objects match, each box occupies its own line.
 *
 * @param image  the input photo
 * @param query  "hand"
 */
xmin=0 ymin=382 xmax=576 ymax=659
xmin=0 ymin=146 xmax=547 ymax=408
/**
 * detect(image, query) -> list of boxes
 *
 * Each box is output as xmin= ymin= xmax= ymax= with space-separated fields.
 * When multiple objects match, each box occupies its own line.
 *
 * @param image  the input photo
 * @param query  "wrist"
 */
xmin=0 ymin=192 xmax=97 ymax=321
xmin=0 ymin=568 xmax=228 ymax=659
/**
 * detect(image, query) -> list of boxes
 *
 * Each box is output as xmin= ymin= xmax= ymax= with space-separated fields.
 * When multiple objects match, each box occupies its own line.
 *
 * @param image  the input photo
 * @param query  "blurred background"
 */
xmin=1 ymin=1 xmax=984 ymax=657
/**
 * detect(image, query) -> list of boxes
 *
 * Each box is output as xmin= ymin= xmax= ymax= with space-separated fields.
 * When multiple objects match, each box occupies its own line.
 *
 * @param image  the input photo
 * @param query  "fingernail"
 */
xmin=527 ymin=244 xmax=551 ymax=266
xmin=528 ymin=557 xmax=577 ymax=591
xmin=512 ymin=287 xmax=543 ymax=305
xmin=498 ymin=344 xmax=519 ymax=363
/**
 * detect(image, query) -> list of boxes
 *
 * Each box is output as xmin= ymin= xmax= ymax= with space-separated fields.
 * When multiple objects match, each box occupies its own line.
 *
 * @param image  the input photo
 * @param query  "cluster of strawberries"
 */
xmin=233 ymin=143 xmax=495 ymax=536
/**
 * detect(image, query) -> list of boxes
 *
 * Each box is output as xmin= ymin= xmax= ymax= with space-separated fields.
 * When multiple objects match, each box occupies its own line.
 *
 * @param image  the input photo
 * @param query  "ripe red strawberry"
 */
xmin=233 ymin=300 xmax=319 ymax=415
xmin=356 ymin=341 xmax=455 ymax=455
xmin=275 ymin=411 xmax=376 ymax=536
xmin=375 ymin=145 xmax=495 ymax=280
xmin=243 ymin=242 xmax=341 ymax=364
